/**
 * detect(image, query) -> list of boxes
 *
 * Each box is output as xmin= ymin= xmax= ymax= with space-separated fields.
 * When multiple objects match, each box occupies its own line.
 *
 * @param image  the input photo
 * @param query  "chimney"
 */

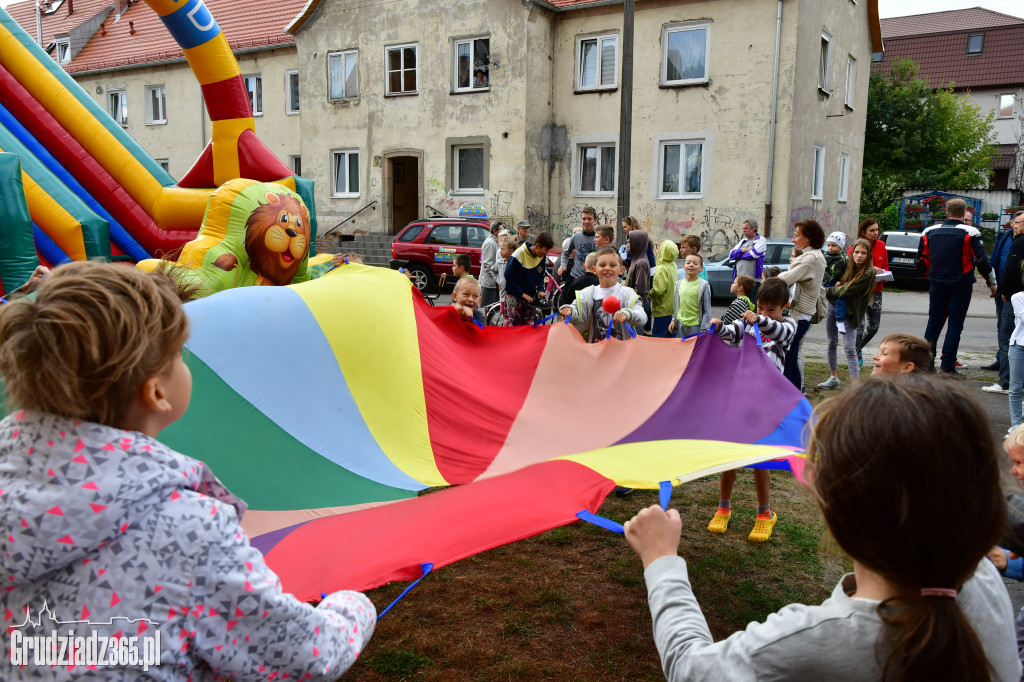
xmin=66 ymin=0 xmax=72 ymax=15
xmin=129 ymin=20 xmax=135 ymax=35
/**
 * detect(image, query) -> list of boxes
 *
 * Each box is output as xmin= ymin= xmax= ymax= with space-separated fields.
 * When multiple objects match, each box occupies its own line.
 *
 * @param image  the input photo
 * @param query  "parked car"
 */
xmin=390 ymin=217 xmax=559 ymax=293
xmin=678 ymin=239 xmax=794 ymax=299
xmin=879 ymin=231 xmax=926 ymax=285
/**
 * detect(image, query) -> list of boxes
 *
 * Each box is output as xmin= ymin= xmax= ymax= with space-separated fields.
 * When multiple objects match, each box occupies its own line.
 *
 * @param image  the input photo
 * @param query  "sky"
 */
xmin=2 ymin=0 xmax=1023 ymax=17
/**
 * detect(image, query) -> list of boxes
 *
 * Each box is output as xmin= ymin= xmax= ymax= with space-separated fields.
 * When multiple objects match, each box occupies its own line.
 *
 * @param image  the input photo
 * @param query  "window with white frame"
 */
xmin=243 ymin=74 xmax=262 ymax=116
xmin=328 ymin=50 xmax=358 ymax=100
xmin=819 ymin=31 xmax=832 ymax=93
xmin=577 ymin=34 xmax=617 ymax=91
xmin=659 ymin=139 xmax=705 ymax=198
xmin=386 ymin=43 xmax=417 ymax=95
xmin=55 ymin=37 xmax=70 ymax=64
xmin=453 ymin=37 xmax=489 ymax=92
xmin=998 ymin=94 xmax=1015 ymax=119
xmin=331 ymin=150 xmax=359 ymax=197
xmin=577 ymin=144 xmax=616 ymax=195
xmin=453 ymin=145 xmax=485 ymax=192
xmin=838 ymin=152 xmax=850 ymax=203
xmin=661 ymin=21 xmax=710 ymax=86
xmin=845 ymin=56 xmax=855 ymax=108
xmin=145 ymin=85 xmax=166 ymax=125
xmin=285 ymin=70 xmax=299 ymax=113
xmin=812 ymin=144 xmax=826 ymax=200
xmin=108 ymin=90 xmax=127 ymax=127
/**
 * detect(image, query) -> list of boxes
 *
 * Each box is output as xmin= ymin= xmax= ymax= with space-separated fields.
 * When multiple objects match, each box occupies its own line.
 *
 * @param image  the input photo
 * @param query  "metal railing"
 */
xmin=324 ymin=200 xmax=378 ymax=237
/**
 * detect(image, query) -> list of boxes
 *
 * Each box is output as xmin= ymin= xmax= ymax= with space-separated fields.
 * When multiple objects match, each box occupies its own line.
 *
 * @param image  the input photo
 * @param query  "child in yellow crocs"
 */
xmin=707 ymin=278 xmax=796 ymax=542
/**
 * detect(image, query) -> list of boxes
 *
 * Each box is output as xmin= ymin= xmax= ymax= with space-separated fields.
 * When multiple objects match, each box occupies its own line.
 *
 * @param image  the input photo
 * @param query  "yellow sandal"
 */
xmin=707 ymin=508 xmax=731 ymax=534
xmin=748 ymin=511 xmax=778 ymax=542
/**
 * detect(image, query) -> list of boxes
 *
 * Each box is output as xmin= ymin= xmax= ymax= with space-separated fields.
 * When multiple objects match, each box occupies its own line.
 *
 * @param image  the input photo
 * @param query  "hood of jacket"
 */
xmin=656 ymin=239 xmax=679 ymax=265
xmin=0 ymin=411 xmax=245 ymax=584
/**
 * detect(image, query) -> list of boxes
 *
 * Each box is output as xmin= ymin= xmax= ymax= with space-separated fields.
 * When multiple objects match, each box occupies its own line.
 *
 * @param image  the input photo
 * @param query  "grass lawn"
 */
xmin=345 ymin=361 xmax=853 ymax=681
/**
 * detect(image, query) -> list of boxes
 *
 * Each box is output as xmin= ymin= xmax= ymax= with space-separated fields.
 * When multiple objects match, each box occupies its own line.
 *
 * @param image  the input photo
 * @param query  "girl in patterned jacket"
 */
xmin=0 ymin=262 xmax=375 ymax=681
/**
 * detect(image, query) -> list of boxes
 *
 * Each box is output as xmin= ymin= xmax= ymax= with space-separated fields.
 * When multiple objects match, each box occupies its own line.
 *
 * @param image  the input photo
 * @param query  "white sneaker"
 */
xmin=981 ymin=383 xmax=1009 ymax=394
xmin=817 ymin=376 xmax=840 ymax=390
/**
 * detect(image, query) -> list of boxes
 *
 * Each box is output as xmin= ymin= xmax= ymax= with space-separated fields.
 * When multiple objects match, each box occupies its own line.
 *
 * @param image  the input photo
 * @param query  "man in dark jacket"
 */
xmin=917 ymin=198 xmax=997 ymax=376
xmin=985 ymin=211 xmax=1024 ymax=391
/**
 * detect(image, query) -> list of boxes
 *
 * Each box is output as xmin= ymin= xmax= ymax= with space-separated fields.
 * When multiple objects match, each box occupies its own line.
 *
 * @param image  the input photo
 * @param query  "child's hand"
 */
xmin=452 ymin=303 xmax=473 ymax=321
xmin=559 ymin=306 xmax=572 ymax=318
xmin=613 ymin=310 xmax=628 ymax=323
xmin=522 ymin=293 xmax=534 ymax=304
xmin=988 ymin=546 xmax=1008 ymax=570
xmin=741 ymin=310 xmax=759 ymax=324
xmin=668 ymin=320 xmax=676 ymax=333
xmin=625 ymin=505 xmax=682 ymax=569
xmin=331 ymin=254 xmax=348 ymax=267
xmin=709 ymin=318 xmax=722 ymax=328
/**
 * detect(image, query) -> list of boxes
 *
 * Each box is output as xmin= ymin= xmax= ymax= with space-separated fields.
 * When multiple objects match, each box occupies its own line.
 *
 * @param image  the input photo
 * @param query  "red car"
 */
xmin=390 ymin=217 xmax=560 ymax=293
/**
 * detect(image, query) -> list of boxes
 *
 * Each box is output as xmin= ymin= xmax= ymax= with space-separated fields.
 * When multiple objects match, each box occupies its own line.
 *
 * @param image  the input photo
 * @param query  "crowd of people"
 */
xmin=5 ymin=199 xmax=1024 ymax=680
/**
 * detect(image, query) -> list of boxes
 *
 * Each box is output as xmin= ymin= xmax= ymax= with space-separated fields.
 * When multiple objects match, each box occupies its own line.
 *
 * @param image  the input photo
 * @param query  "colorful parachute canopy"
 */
xmin=161 ymin=265 xmax=811 ymax=599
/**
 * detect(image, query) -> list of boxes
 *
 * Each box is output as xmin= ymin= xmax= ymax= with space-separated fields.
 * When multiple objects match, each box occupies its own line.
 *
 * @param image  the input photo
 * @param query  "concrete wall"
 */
xmin=781 ymin=0 xmax=872 ymax=239
xmin=294 ymin=0 xmax=536 ymax=234
xmin=74 ymin=47 xmax=300 ymax=180
xmin=969 ymin=87 xmax=1022 ymax=146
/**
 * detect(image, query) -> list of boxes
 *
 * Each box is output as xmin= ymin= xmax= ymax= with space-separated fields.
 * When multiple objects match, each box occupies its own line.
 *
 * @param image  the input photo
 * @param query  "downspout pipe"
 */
xmin=765 ymin=0 xmax=782 ymax=236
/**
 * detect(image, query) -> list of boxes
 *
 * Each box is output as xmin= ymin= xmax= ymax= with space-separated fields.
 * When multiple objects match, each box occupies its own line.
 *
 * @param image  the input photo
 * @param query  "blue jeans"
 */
xmin=999 ymin=300 xmax=1014 ymax=387
xmin=924 ymin=282 xmax=973 ymax=372
xmin=783 ymin=318 xmax=812 ymax=389
xmin=1010 ymin=344 xmax=1024 ymax=428
xmin=996 ymin=296 xmax=1004 ymax=365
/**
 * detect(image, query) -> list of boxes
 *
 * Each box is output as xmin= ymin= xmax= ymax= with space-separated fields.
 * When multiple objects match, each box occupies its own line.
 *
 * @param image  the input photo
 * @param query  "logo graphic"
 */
xmin=8 ymin=600 xmax=161 ymax=671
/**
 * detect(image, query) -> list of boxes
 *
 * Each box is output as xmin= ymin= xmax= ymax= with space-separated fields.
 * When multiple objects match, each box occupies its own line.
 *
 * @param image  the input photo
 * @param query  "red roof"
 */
xmin=881 ymin=7 xmax=1024 ymax=38
xmin=5 ymin=0 xmax=305 ymax=74
xmin=873 ymin=23 xmax=1024 ymax=90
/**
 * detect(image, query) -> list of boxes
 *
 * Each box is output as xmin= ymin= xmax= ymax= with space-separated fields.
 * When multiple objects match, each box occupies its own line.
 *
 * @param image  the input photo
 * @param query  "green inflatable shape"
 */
xmin=0 ymin=153 xmax=37 ymax=295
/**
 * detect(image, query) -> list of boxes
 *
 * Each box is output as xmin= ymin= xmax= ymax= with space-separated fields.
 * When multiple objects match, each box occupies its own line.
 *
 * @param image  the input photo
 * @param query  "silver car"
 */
xmin=677 ymin=239 xmax=795 ymax=300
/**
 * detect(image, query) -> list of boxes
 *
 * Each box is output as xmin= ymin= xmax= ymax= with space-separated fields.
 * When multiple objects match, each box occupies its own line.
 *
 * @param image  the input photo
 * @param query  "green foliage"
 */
xmin=863 ymin=59 xmax=996 ymax=214
xmin=859 ymin=202 xmax=900 ymax=233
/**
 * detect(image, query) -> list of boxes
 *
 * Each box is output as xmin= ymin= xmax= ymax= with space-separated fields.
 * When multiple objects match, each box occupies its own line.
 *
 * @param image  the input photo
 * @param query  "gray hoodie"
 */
xmin=0 ymin=412 xmax=375 ymax=680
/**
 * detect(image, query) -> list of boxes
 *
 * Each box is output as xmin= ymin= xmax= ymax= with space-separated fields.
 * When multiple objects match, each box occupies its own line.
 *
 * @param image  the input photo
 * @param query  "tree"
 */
xmin=862 ymin=59 xmax=996 ymax=214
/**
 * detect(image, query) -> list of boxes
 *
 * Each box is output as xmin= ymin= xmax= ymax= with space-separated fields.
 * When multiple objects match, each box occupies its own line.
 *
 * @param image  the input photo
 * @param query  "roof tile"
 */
xmin=881 ymin=7 xmax=1024 ymax=38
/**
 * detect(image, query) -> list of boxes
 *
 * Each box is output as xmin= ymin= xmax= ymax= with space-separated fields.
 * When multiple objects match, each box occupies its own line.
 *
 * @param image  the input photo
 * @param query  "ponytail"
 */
xmin=880 ymin=597 xmax=991 ymax=681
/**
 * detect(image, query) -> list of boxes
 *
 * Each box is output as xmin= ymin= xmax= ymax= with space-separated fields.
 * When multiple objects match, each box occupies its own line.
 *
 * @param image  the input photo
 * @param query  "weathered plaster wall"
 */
xmin=294 ymin=0 xmax=535 ymax=233
xmin=781 ymin=0 xmax=871 ymax=238
xmin=75 ymin=48 xmax=300 ymax=180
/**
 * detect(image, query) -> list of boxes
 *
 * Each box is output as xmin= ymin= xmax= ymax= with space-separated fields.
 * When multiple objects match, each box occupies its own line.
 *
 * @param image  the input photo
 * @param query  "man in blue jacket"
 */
xmin=917 ymin=198 xmax=997 ymax=376
xmin=984 ymin=211 xmax=1024 ymax=389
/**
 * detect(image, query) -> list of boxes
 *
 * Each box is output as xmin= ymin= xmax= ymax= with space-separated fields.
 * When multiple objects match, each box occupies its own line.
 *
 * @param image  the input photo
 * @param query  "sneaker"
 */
xmin=748 ymin=511 xmax=778 ymax=542
xmin=981 ymin=362 xmax=1000 ymax=371
xmin=613 ymin=486 xmax=634 ymax=497
xmin=707 ymin=509 xmax=731 ymax=534
xmin=817 ymin=376 xmax=840 ymax=390
xmin=941 ymin=368 xmax=967 ymax=379
xmin=981 ymin=383 xmax=1010 ymax=394
xmin=956 ymin=360 xmax=968 ymax=369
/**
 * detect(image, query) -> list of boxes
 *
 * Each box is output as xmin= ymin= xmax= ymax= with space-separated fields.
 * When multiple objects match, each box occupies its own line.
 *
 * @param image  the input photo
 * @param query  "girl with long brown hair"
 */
xmin=624 ymin=375 xmax=1019 ymax=680
xmin=819 ymin=238 xmax=877 ymax=389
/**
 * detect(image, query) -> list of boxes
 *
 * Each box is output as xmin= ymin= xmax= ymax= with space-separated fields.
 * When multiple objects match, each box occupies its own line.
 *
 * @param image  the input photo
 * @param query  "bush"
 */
xmin=982 ymin=212 xmax=1000 ymax=221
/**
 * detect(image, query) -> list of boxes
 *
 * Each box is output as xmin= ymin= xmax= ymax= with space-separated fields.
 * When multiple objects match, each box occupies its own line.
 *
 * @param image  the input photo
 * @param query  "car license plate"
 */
xmin=891 ymin=257 xmax=914 ymax=264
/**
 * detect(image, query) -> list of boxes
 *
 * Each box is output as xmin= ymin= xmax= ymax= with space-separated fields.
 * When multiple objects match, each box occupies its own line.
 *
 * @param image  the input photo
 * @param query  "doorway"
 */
xmin=385 ymin=153 xmax=421 ymax=234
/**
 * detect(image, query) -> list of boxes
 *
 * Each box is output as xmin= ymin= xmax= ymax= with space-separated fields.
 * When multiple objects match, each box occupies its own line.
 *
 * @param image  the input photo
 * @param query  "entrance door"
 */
xmin=388 ymin=156 xmax=420 ymax=234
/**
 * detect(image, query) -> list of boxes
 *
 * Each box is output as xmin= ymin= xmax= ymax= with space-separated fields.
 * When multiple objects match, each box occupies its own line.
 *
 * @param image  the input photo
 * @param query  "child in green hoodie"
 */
xmin=650 ymin=240 xmax=679 ymax=337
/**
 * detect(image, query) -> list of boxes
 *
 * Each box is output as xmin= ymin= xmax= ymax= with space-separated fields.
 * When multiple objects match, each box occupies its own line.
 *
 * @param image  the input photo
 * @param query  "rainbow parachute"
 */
xmin=162 ymin=265 xmax=811 ymax=600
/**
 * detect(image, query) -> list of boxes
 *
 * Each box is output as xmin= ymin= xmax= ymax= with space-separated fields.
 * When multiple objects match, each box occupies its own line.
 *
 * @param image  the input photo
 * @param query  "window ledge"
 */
xmin=575 ymin=191 xmax=615 ymax=198
xmin=810 ymin=195 xmax=823 ymax=201
xmin=329 ymin=98 xmax=359 ymax=105
xmin=286 ymin=110 xmax=301 ymax=116
xmin=659 ymin=80 xmax=709 ymax=90
xmin=658 ymin=193 xmax=704 ymax=200
xmin=385 ymin=91 xmax=419 ymax=98
xmin=574 ymin=86 xmax=618 ymax=95
xmin=450 ymin=88 xmax=490 ymax=96
xmin=818 ymin=86 xmax=831 ymax=97
xmin=331 ymin=194 xmax=360 ymax=200
xmin=451 ymin=190 xmax=486 ymax=196
xmin=838 ymin=198 xmax=848 ymax=204
xmin=145 ymin=121 xmax=167 ymax=126
xmin=844 ymin=103 xmax=855 ymax=112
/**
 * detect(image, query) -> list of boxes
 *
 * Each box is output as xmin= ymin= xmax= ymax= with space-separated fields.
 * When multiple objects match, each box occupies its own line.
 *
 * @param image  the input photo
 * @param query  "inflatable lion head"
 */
xmin=244 ymin=192 xmax=310 ymax=286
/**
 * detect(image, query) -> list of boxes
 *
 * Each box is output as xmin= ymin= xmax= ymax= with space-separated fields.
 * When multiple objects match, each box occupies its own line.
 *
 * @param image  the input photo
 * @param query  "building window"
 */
xmin=577 ymin=144 xmax=616 ymax=195
xmin=453 ymin=37 xmax=489 ymax=92
xmin=243 ymin=74 xmax=262 ymax=116
xmin=845 ymin=56 xmax=855 ymax=109
xmin=285 ymin=70 xmax=300 ymax=113
xmin=155 ymin=159 xmax=170 ymax=172
xmin=838 ymin=152 xmax=850 ymax=203
xmin=328 ymin=50 xmax=358 ymax=100
xmin=385 ymin=43 xmax=417 ymax=95
xmin=145 ymin=85 xmax=166 ymax=125
xmin=55 ymin=37 xmax=70 ymax=64
xmin=966 ymin=33 xmax=984 ymax=54
xmin=998 ymin=94 xmax=1015 ymax=119
xmin=812 ymin=143 xmax=826 ymax=200
xmin=661 ymin=21 xmax=710 ymax=86
xmin=819 ymin=30 xmax=832 ymax=93
xmin=659 ymin=139 xmax=704 ymax=198
xmin=453 ymin=145 xmax=485 ymax=192
xmin=577 ymin=34 xmax=617 ymax=91
xmin=331 ymin=150 xmax=359 ymax=197
xmin=290 ymin=155 xmax=302 ymax=176
xmin=871 ymin=51 xmax=883 ymax=63
xmin=108 ymin=90 xmax=127 ymax=127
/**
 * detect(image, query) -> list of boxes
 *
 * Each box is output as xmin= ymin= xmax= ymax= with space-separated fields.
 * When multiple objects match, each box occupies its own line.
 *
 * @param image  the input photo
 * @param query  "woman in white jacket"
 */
xmin=777 ymin=220 xmax=827 ymax=390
